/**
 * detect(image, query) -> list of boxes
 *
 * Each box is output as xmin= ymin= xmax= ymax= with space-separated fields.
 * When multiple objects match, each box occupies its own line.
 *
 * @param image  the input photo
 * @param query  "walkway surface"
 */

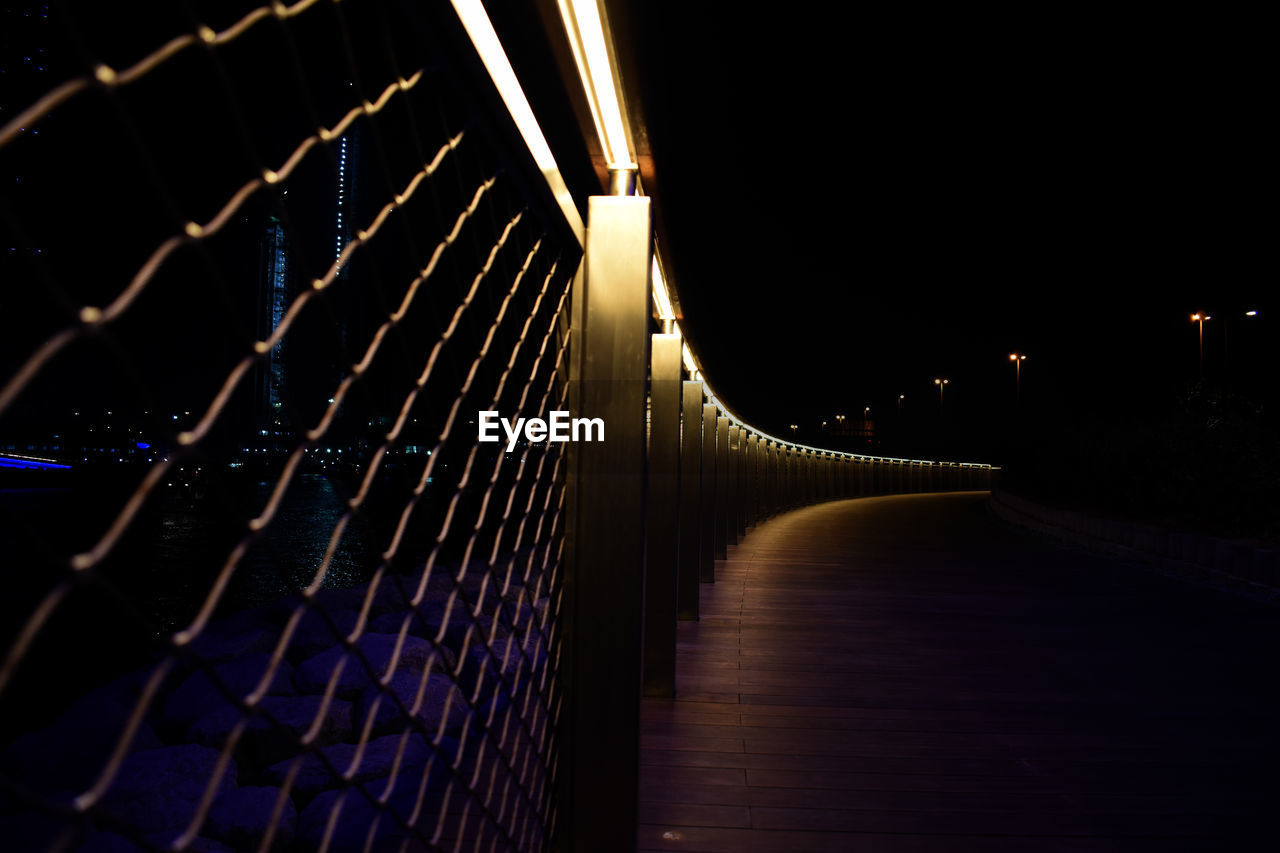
xmin=638 ymin=492 xmax=1280 ymax=852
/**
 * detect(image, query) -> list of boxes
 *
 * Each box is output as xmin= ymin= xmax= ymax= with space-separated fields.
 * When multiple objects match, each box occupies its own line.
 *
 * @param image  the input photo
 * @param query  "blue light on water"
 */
xmin=0 ymin=456 xmax=71 ymax=470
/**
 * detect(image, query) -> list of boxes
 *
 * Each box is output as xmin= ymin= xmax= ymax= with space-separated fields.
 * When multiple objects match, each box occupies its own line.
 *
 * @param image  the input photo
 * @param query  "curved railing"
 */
xmin=453 ymin=3 xmax=994 ymax=849
xmin=0 ymin=3 xmax=992 ymax=851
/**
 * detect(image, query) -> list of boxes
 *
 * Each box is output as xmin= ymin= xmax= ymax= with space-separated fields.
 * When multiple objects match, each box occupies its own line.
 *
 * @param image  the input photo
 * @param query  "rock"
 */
xmin=294 ymin=634 xmax=449 ymax=698
xmin=162 ymin=654 xmax=297 ymax=731
xmin=98 ymin=744 xmax=235 ymax=842
xmin=1 ymin=682 xmax=164 ymax=801
xmin=284 ymin=609 xmax=361 ymax=661
xmin=188 ymin=696 xmax=352 ymax=769
xmin=184 ymin=839 xmax=239 ymax=853
xmin=458 ymin=632 xmax=547 ymax=697
xmin=310 ymin=586 xmax=372 ymax=614
xmin=188 ymin=619 xmax=278 ymax=665
xmin=263 ymin=733 xmax=456 ymax=803
xmin=295 ymin=770 xmax=455 ymax=852
xmin=354 ymin=671 xmax=471 ymax=739
xmin=0 ymin=811 xmax=64 ymax=851
xmin=84 ymin=833 xmax=234 ymax=853
xmin=206 ymin=786 xmax=296 ymax=850
xmin=143 ymin=837 xmax=236 ymax=853
xmin=76 ymin=831 xmax=143 ymax=852
xmin=367 ymin=600 xmax=470 ymax=653
xmin=362 ymin=577 xmax=419 ymax=618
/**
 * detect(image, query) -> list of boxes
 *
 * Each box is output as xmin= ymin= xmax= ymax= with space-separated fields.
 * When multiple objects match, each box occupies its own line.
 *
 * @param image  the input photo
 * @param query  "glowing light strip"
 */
xmin=681 ymin=341 xmax=698 ymax=379
xmin=453 ymin=0 xmax=989 ymax=471
xmin=450 ymin=0 xmax=585 ymax=244
xmin=676 ymin=321 xmax=991 ymax=468
xmin=651 ymin=256 xmax=675 ymax=321
xmin=557 ymin=0 xmax=635 ymax=170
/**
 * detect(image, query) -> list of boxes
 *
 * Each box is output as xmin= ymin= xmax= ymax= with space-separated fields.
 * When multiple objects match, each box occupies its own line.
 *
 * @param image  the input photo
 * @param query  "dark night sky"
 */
xmin=2 ymin=3 xmax=1271 ymax=464
xmin=623 ymin=6 xmax=1273 ymax=452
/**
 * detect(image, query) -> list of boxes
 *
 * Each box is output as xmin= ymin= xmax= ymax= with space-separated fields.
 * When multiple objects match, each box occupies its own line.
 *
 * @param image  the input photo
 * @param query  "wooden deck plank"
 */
xmin=637 ymin=493 xmax=1280 ymax=849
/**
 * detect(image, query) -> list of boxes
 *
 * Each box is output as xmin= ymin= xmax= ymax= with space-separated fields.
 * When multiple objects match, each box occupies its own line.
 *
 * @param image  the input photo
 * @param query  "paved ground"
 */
xmin=638 ymin=492 xmax=1280 ymax=852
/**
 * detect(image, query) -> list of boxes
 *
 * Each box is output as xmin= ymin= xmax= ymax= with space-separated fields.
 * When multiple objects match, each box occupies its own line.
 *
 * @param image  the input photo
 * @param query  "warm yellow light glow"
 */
xmin=651 ymin=256 xmax=676 ymax=321
xmin=451 ymin=0 xmax=583 ymax=242
xmin=680 ymin=340 xmax=698 ymax=378
xmin=558 ymin=0 xmax=635 ymax=170
xmin=450 ymin=0 xmax=990 ymax=474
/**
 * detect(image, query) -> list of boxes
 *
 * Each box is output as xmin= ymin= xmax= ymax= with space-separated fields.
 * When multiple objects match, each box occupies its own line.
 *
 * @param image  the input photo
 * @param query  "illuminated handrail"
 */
xmin=456 ymin=0 xmax=994 ymax=472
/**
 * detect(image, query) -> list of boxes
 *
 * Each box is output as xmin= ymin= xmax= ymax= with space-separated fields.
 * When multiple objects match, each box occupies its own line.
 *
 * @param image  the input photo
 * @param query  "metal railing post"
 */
xmin=735 ymin=428 xmax=748 ymax=538
xmin=643 ymin=333 xmax=681 ymax=698
xmin=763 ymin=441 xmax=775 ymax=517
xmin=791 ymin=447 xmax=800 ymax=507
xmin=714 ymin=416 xmax=730 ymax=559
xmin=560 ymin=194 xmax=650 ymax=851
xmin=770 ymin=441 xmax=780 ymax=514
xmin=800 ymin=451 xmax=809 ymax=504
xmin=677 ymin=381 xmax=704 ymax=620
xmin=780 ymin=446 xmax=790 ymax=508
xmin=732 ymin=422 xmax=742 ymax=545
xmin=805 ymin=451 xmax=814 ymax=504
xmin=700 ymin=403 xmax=717 ymax=580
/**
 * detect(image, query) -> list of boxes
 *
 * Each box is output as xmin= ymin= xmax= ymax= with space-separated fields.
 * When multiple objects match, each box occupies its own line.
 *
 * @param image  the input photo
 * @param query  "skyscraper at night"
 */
xmin=252 ymin=125 xmax=360 ymax=440
xmin=254 ymin=216 xmax=291 ymax=438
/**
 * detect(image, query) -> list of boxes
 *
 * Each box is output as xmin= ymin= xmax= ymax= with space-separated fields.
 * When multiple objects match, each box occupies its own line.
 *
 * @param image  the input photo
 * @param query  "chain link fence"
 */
xmin=0 ymin=2 xmax=578 ymax=850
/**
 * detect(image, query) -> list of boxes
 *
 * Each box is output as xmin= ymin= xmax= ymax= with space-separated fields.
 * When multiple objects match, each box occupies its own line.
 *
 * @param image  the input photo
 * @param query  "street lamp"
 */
xmin=897 ymin=394 xmax=904 ymax=411
xmin=1009 ymin=353 xmax=1027 ymax=398
xmin=863 ymin=406 xmax=870 ymax=419
xmin=789 ymin=424 xmax=798 ymax=437
xmin=1191 ymin=312 xmax=1211 ymax=379
xmin=934 ymin=378 xmax=949 ymax=412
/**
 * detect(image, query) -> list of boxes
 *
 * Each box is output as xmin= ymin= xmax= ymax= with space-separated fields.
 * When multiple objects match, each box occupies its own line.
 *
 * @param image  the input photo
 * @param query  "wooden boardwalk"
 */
xmin=638 ymin=493 xmax=1280 ymax=851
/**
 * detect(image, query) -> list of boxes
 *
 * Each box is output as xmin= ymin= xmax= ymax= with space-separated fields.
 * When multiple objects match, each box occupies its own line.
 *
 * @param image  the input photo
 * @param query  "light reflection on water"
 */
xmin=150 ymin=473 xmax=379 ymax=631
xmin=1 ymin=472 xmax=389 ymax=637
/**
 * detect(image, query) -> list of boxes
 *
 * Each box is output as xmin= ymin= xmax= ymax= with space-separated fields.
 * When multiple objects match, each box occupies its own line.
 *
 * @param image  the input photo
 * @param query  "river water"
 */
xmin=0 ymin=468 xmax=438 ymax=737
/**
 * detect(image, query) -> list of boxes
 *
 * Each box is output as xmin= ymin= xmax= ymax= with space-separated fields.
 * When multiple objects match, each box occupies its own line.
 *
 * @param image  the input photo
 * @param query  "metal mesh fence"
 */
xmin=0 ymin=2 xmax=577 ymax=850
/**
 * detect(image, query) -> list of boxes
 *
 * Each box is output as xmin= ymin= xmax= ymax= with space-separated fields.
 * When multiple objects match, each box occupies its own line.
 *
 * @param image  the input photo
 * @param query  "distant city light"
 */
xmin=0 ymin=455 xmax=70 ymax=470
xmin=336 ymin=134 xmax=349 ymax=263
